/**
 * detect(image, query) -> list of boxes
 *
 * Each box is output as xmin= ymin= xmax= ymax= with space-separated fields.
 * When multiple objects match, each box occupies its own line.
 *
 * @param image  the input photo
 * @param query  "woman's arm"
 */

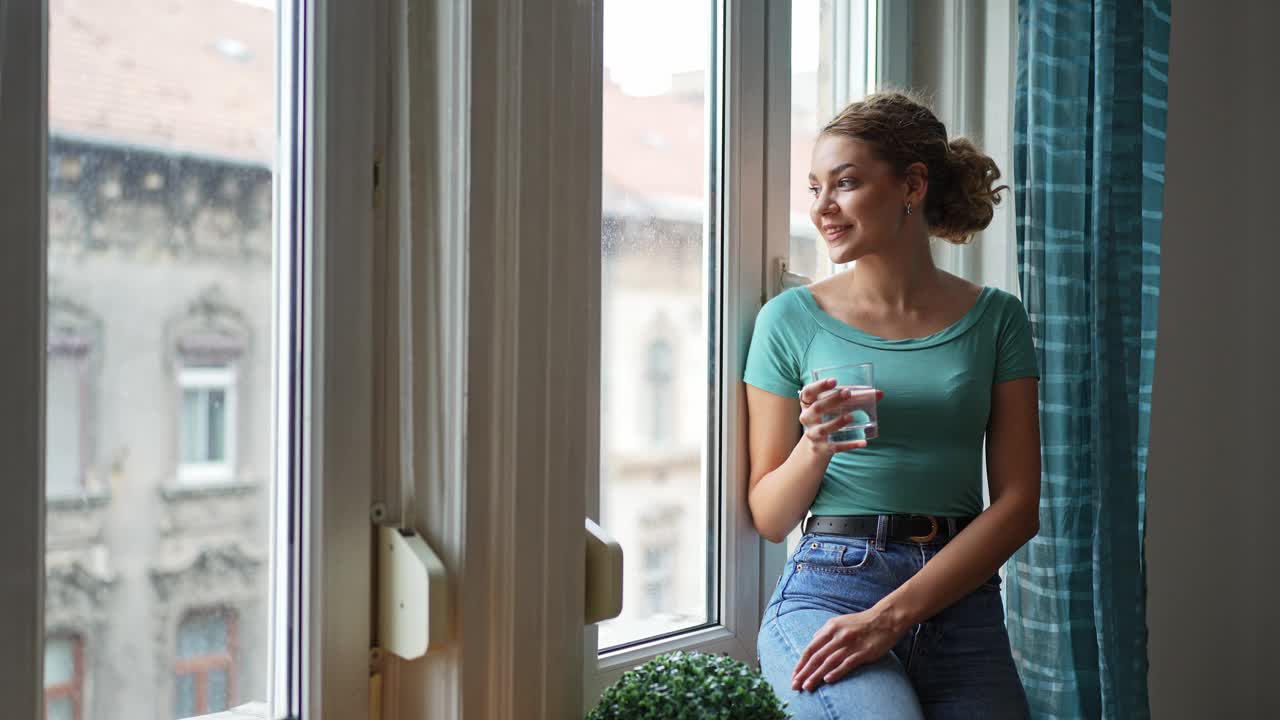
xmin=745 ymin=385 xmax=824 ymax=543
xmin=745 ymin=381 xmax=878 ymax=543
xmin=871 ymin=376 xmax=1041 ymax=631
xmin=790 ymin=376 xmax=1041 ymax=690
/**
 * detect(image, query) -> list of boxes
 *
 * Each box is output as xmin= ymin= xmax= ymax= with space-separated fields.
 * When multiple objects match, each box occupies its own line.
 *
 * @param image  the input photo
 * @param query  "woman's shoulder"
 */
xmin=754 ymin=287 xmax=820 ymax=340
xmin=979 ymin=285 xmax=1030 ymax=316
xmin=970 ymin=284 xmax=1033 ymax=339
xmin=759 ymin=285 xmax=811 ymax=317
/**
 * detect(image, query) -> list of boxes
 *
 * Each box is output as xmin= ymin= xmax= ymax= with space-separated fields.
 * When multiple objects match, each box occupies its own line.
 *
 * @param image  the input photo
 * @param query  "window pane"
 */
xmin=178 ymin=610 xmax=230 ymax=659
xmin=46 ymin=0 xmax=276 ymax=716
xmin=175 ymin=674 xmax=196 ymax=719
xmin=45 ymin=355 xmax=82 ymax=496
xmin=206 ymin=389 xmax=227 ymax=462
xmin=181 ymin=389 xmax=205 ymax=463
xmin=48 ymin=697 xmax=74 ymax=720
xmin=44 ymin=636 xmax=75 ymax=688
xmin=599 ymin=0 xmax=716 ymax=650
xmin=208 ymin=669 xmax=230 ymax=713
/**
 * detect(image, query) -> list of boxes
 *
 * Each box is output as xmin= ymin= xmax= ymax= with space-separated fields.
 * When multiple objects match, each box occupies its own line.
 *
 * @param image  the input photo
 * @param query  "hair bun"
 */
xmin=930 ymin=137 xmax=1008 ymax=244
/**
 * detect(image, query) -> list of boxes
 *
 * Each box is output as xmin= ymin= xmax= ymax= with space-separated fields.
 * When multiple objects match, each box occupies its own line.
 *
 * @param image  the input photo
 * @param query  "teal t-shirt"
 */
xmin=743 ymin=285 xmax=1039 ymax=518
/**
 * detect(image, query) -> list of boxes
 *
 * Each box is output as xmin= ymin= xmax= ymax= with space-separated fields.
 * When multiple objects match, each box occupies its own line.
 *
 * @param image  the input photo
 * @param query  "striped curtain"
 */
xmin=1008 ymin=1 xmax=1169 ymax=718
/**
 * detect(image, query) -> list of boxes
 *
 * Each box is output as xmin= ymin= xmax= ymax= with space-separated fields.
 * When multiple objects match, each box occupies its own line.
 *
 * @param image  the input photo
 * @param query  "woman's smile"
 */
xmin=822 ymin=223 xmax=852 ymax=242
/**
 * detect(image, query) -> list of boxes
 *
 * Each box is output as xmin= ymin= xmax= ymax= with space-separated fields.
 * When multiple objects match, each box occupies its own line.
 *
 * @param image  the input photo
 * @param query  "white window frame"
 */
xmin=381 ymin=0 xmax=907 ymax=715
xmin=0 ymin=1 xmax=381 ymax=719
xmin=580 ymin=0 xmax=771 ymax=699
xmin=384 ymin=0 xmax=596 ymax=716
xmin=178 ymin=365 xmax=239 ymax=484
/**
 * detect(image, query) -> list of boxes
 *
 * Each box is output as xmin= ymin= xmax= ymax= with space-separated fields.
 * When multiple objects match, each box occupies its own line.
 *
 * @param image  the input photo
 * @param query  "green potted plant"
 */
xmin=587 ymin=650 xmax=789 ymax=720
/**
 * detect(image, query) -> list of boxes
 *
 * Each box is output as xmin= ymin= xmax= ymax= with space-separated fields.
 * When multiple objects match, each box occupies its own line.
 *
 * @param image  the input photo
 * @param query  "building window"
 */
xmin=642 ymin=543 xmax=676 ymax=615
xmin=175 ymin=608 xmax=237 ymax=717
xmin=645 ymin=338 xmax=673 ymax=446
xmin=46 ymin=296 xmax=98 ymax=497
xmin=44 ymin=633 xmax=83 ymax=720
xmin=178 ymin=366 xmax=237 ymax=483
xmin=45 ymin=351 xmax=86 ymax=496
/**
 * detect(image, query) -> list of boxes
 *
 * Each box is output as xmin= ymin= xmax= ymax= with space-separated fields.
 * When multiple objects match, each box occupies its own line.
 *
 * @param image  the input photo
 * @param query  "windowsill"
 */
xmin=160 ymin=476 xmax=258 ymax=501
xmin=46 ymin=488 xmax=113 ymax=550
xmin=46 ymin=488 xmax=111 ymax=511
xmin=181 ymin=701 xmax=267 ymax=720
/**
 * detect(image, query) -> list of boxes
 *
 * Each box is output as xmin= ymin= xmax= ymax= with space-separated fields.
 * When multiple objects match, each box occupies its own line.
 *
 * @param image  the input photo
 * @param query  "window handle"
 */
xmin=377 ymin=525 xmax=449 ymax=660
xmin=775 ymin=258 xmax=812 ymax=295
xmin=585 ymin=518 xmax=624 ymax=625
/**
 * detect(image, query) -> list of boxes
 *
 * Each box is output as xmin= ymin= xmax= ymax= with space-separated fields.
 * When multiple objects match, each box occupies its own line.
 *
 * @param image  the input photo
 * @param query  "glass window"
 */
xmin=599 ymin=0 xmax=716 ymax=651
xmin=179 ymin=366 xmax=236 ymax=478
xmin=45 ymin=353 xmax=84 ymax=496
xmin=46 ymin=0 xmax=276 ymax=715
xmin=44 ymin=634 xmax=82 ymax=720
xmin=176 ymin=608 xmax=236 ymax=716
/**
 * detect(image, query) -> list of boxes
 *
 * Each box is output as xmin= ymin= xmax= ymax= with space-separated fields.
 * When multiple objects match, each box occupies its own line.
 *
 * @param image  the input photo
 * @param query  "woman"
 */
xmin=744 ymin=92 xmax=1040 ymax=719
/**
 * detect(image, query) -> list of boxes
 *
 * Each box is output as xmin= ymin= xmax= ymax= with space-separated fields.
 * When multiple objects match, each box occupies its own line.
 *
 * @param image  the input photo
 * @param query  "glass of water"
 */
xmin=810 ymin=362 xmax=879 ymax=443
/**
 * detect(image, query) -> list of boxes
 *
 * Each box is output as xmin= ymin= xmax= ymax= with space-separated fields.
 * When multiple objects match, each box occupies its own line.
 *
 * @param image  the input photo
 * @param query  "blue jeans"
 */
xmin=757 ymin=532 xmax=1030 ymax=720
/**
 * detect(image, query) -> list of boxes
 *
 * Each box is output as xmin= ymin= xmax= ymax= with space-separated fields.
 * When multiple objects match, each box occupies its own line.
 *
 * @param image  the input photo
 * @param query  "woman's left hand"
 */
xmin=791 ymin=606 xmax=907 ymax=691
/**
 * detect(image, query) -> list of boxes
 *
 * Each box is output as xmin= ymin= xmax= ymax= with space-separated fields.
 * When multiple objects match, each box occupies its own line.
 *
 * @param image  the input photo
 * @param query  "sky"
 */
xmin=603 ymin=0 xmax=821 ymax=96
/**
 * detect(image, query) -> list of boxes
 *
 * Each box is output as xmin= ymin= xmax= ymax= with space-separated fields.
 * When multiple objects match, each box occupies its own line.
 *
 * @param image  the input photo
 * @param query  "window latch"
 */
xmin=774 ymin=257 xmax=811 ymax=296
xmin=377 ymin=525 xmax=449 ymax=660
xmin=585 ymin=518 xmax=624 ymax=624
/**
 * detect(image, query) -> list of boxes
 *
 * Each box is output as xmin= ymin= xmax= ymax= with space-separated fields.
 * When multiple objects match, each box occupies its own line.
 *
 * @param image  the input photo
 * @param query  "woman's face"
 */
xmin=807 ymin=135 xmax=914 ymax=264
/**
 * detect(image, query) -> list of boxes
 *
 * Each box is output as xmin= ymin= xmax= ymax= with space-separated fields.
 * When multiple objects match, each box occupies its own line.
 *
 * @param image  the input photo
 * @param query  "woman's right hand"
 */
xmin=798 ymin=378 xmax=884 ymax=457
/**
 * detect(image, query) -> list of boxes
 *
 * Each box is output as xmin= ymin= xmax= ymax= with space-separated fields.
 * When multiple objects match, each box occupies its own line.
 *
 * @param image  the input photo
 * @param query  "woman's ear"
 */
xmin=904 ymin=161 xmax=929 ymax=206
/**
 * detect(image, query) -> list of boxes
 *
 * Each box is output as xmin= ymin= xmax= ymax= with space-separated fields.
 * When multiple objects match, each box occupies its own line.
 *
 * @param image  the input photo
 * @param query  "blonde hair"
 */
xmin=821 ymin=90 xmax=1009 ymax=244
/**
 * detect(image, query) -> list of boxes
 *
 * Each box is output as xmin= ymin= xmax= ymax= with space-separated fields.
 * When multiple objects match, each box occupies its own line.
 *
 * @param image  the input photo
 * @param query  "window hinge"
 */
xmin=372 ymin=158 xmax=384 ymax=209
xmin=369 ymin=647 xmax=384 ymax=720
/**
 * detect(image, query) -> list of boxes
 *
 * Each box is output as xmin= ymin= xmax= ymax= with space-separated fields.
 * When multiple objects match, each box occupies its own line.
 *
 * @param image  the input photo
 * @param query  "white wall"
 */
xmin=1146 ymin=1 xmax=1280 ymax=717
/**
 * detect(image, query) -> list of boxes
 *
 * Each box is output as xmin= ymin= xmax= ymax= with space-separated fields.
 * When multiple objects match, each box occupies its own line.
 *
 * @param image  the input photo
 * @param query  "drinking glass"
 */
xmin=810 ymin=362 xmax=878 ymax=444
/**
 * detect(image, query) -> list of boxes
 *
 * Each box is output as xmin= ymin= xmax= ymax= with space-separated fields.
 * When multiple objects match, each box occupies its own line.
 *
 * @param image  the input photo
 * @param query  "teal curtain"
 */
xmin=1008 ymin=1 xmax=1169 ymax=718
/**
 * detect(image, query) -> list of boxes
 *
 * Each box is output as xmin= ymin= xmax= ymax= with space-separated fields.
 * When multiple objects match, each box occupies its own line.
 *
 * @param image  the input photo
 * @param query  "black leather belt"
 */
xmin=803 ymin=514 xmax=974 ymax=543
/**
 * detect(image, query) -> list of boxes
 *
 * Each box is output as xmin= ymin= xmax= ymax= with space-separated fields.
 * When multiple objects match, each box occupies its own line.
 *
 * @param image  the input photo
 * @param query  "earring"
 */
xmin=905 ymin=202 xmax=914 ymax=216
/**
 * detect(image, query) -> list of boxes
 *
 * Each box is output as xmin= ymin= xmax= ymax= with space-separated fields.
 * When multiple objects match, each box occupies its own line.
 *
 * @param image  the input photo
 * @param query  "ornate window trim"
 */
xmin=175 ymin=607 xmax=240 ymax=716
xmin=150 ymin=542 xmax=262 ymax=720
xmin=165 ymin=286 xmax=252 ymax=368
xmin=164 ymin=287 xmax=251 ymax=488
xmin=44 ymin=561 xmax=116 ymax=720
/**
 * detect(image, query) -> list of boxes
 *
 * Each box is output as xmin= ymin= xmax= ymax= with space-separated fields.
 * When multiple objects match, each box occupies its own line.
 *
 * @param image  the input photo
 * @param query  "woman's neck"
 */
xmin=844 ymin=234 xmax=943 ymax=312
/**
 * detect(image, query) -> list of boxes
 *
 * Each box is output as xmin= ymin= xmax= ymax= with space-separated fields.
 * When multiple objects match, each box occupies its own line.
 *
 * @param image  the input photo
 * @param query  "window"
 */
xmin=598 ymin=0 xmax=716 ymax=651
xmin=6 ymin=0 xmax=378 ymax=717
xmin=178 ymin=365 xmax=237 ymax=483
xmin=175 ymin=608 xmax=237 ymax=717
xmin=45 ymin=297 xmax=100 ymax=498
xmin=44 ymin=634 xmax=83 ymax=720
xmin=45 ymin=352 xmax=85 ymax=497
xmin=588 ymin=0 xmax=882 ymax=704
xmin=644 ymin=338 xmax=674 ymax=446
xmin=43 ymin=0 xmax=279 ymax=716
